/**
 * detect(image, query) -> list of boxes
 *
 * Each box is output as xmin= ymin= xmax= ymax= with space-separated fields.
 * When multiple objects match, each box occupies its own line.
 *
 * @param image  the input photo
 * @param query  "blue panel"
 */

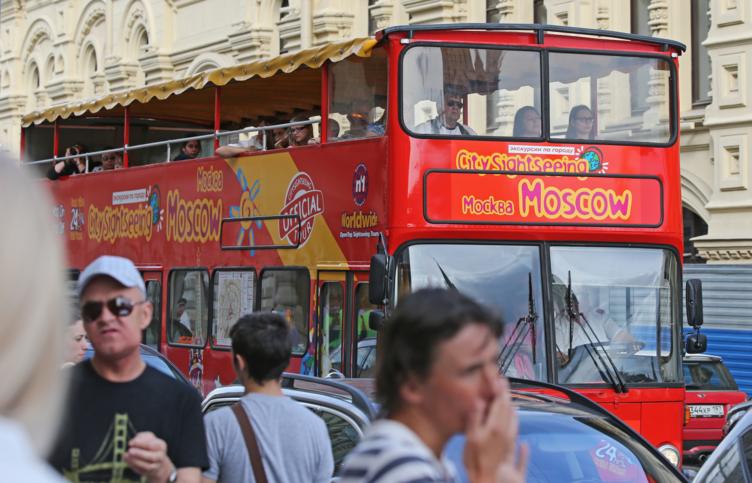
xmin=684 ymin=327 xmax=752 ymax=396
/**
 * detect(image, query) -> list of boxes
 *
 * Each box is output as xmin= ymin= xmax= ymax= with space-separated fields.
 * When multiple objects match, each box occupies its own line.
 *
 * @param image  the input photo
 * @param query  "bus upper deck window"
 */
xmin=328 ymin=49 xmax=387 ymax=142
xmin=548 ymin=52 xmax=673 ymax=145
xmin=401 ymin=46 xmax=542 ymax=139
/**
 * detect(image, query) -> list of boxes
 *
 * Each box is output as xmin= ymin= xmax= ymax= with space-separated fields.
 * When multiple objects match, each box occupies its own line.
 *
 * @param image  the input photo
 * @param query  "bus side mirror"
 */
xmin=369 ymin=310 xmax=385 ymax=332
xmin=685 ymin=279 xmax=703 ymax=328
xmin=369 ymin=254 xmax=387 ymax=305
xmin=686 ymin=332 xmax=707 ymax=354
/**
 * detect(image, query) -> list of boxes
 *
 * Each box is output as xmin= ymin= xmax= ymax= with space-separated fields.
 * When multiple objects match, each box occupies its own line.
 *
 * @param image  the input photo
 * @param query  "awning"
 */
xmin=23 ymin=37 xmax=377 ymax=127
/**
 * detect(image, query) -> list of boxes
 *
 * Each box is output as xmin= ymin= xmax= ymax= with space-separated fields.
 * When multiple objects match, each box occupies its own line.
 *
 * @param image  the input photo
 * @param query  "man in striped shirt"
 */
xmin=339 ymin=288 xmax=528 ymax=483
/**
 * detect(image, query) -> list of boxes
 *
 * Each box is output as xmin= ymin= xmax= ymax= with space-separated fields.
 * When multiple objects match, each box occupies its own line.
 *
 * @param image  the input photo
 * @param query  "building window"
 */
xmin=368 ymin=0 xmax=379 ymax=35
xmin=630 ymin=0 xmax=650 ymax=36
xmin=683 ymin=208 xmax=708 ymax=263
xmin=486 ymin=0 xmax=501 ymax=23
xmin=692 ymin=0 xmax=712 ymax=106
xmin=534 ymin=0 xmax=547 ymax=24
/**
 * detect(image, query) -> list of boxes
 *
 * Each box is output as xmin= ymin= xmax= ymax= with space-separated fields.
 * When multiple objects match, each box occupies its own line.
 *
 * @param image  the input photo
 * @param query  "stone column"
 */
xmin=692 ymin=0 xmax=752 ymax=263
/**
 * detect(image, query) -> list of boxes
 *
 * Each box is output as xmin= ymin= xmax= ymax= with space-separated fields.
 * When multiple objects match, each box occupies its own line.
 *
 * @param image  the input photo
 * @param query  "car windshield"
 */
xmin=684 ymin=360 xmax=738 ymax=390
xmin=551 ymin=246 xmax=680 ymax=385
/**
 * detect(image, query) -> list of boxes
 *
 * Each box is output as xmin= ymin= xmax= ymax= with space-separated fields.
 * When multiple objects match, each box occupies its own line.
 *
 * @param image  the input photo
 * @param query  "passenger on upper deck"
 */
xmin=92 ymin=147 xmax=123 ymax=172
xmin=310 ymin=118 xmax=340 ymax=144
xmin=414 ymin=85 xmax=476 ymax=136
xmin=46 ymin=144 xmax=89 ymax=180
xmin=215 ymin=119 xmax=278 ymax=158
xmin=340 ymin=100 xmax=371 ymax=140
xmin=513 ymin=106 xmax=541 ymax=138
xmin=173 ymin=139 xmax=201 ymax=161
xmin=366 ymin=106 xmax=386 ymax=137
xmin=288 ymin=115 xmax=314 ymax=146
xmin=566 ymin=105 xmax=596 ymax=140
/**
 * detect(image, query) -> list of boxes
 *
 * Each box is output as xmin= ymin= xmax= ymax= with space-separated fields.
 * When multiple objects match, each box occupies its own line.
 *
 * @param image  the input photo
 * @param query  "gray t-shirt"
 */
xmin=203 ymin=392 xmax=333 ymax=482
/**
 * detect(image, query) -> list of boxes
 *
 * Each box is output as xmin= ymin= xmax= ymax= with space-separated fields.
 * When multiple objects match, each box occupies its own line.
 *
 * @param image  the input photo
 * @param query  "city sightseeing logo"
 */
xmin=279 ymin=172 xmax=324 ymax=247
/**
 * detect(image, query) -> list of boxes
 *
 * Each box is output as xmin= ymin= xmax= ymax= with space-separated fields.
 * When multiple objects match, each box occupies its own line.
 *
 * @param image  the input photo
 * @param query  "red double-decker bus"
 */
xmin=25 ymin=24 xmax=696 ymax=464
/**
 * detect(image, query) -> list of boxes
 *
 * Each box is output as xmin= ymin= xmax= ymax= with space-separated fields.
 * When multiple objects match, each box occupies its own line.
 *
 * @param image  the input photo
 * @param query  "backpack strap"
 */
xmin=232 ymin=403 xmax=268 ymax=483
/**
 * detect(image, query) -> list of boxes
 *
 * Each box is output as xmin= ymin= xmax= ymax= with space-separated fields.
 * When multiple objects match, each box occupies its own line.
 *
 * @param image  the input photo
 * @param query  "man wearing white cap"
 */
xmin=49 ymin=255 xmax=208 ymax=482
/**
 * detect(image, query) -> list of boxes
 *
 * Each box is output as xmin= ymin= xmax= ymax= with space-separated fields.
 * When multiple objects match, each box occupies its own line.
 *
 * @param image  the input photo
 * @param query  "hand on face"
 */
xmin=464 ymin=376 xmax=528 ymax=483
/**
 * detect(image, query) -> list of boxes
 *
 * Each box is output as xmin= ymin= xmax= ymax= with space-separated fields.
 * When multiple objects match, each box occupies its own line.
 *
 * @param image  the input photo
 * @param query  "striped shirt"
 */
xmin=338 ymin=419 xmax=458 ymax=483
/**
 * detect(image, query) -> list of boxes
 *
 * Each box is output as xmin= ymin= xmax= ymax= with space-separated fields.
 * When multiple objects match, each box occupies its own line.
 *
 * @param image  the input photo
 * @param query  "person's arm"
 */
xmin=215 ymin=145 xmax=254 ymax=158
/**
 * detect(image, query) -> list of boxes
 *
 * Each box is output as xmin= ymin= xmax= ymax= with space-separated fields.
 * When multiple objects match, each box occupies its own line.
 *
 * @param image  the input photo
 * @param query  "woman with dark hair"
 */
xmin=289 ymin=115 xmax=314 ymax=146
xmin=566 ymin=105 xmax=596 ymax=140
xmin=513 ymin=106 xmax=541 ymax=137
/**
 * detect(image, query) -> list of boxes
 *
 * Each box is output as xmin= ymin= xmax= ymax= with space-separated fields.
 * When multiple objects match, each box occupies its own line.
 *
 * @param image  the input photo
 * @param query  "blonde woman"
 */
xmin=63 ymin=318 xmax=88 ymax=368
xmin=0 ymin=155 xmax=69 ymax=481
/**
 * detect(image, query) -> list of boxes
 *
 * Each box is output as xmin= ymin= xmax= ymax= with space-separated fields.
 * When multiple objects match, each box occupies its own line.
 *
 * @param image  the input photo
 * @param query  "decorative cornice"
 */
xmin=22 ymin=20 xmax=54 ymax=62
xmin=75 ymin=6 xmax=106 ymax=50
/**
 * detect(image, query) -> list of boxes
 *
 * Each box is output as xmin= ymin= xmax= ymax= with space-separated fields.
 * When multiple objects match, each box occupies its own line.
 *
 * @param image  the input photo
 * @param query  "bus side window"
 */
xmin=328 ymin=48 xmax=387 ymax=142
xmin=143 ymin=280 xmax=161 ymax=350
xmin=168 ymin=269 xmax=209 ymax=347
xmin=212 ymin=269 xmax=256 ymax=348
xmin=259 ymin=268 xmax=309 ymax=356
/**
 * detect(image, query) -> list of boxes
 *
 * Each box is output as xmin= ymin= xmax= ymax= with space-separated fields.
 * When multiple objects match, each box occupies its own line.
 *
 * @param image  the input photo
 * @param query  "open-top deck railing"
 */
xmin=25 ymin=118 xmax=318 ymax=170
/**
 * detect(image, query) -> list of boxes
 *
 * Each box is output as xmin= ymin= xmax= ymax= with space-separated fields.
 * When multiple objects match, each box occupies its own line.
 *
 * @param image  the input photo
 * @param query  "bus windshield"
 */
xmin=395 ymin=243 xmax=547 ymax=381
xmin=395 ymin=243 xmax=681 ymax=386
xmin=401 ymin=44 xmax=673 ymax=144
xmin=551 ymin=246 xmax=680 ymax=385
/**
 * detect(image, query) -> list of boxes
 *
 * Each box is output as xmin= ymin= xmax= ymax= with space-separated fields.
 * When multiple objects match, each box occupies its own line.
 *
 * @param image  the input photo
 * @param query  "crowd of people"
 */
xmin=3 ymin=146 xmax=528 ymax=482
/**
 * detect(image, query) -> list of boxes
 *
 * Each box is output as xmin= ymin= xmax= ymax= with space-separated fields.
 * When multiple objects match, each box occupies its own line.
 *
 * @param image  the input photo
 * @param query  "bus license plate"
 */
xmin=689 ymin=404 xmax=724 ymax=418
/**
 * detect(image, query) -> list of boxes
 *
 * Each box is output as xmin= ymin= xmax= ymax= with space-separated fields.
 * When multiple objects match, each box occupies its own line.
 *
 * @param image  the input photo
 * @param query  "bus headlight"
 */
xmin=658 ymin=444 xmax=680 ymax=466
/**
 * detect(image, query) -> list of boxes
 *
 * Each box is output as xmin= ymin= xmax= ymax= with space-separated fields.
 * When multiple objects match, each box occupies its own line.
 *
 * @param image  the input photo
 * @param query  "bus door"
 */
xmin=317 ymin=271 xmax=378 ymax=378
xmin=317 ymin=271 xmax=347 ymax=377
xmin=348 ymin=275 xmax=379 ymax=378
xmin=140 ymin=270 xmax=162 ymax=351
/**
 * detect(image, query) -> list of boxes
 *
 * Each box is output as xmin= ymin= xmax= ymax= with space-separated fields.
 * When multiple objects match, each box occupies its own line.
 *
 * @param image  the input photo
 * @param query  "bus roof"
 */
xmin=378 ymin=23 xmax=686 ymax=54
xmin=22 ymin=37 xmax=376 ymax=127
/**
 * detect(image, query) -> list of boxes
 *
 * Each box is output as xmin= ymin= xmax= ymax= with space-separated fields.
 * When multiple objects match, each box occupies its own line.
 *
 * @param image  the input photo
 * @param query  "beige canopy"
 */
xmin=23 ymin=37 xmax=377 ymax=127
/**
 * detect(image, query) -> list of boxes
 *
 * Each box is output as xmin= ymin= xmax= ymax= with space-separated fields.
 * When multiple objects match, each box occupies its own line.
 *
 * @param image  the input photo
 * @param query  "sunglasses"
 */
xmin=446 ymin=100 xmax=464 ymax=108
xmin=81 ymin=296 xmax=147 ymax=323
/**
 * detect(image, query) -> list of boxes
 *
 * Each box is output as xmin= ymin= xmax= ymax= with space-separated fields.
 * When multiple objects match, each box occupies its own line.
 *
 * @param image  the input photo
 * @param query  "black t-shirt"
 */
xmin=49 ymin=360 xmax=209 ymax=482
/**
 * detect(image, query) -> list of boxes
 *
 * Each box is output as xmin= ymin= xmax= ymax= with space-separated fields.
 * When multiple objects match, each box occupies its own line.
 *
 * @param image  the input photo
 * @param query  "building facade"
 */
xmin=0 ymin=0 xmax=747 ymax=264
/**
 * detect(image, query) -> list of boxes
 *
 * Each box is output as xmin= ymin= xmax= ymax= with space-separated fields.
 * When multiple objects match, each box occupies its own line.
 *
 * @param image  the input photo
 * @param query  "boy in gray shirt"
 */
xmin=202 ymin=312 xmax=333 ymax=482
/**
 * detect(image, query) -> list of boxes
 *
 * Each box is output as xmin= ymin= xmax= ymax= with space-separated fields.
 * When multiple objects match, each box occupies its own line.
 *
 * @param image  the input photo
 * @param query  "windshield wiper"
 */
xmin=433 ymin=259 xmax=457 ymax=290
xmin=498 ymin=273 xmax=537 ymax=377
xmin=565 ymin=272 xmax=628 ymax=394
